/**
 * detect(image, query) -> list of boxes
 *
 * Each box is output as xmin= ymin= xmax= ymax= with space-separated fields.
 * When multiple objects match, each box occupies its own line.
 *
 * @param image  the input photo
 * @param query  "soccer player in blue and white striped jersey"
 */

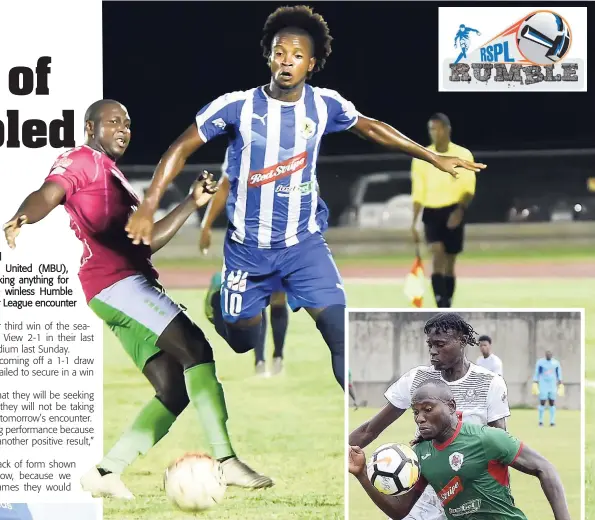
xmin=200 ymin=146 xmax=293 ymax=377
xmin=126 ymin=5 xmax=485 ymax=389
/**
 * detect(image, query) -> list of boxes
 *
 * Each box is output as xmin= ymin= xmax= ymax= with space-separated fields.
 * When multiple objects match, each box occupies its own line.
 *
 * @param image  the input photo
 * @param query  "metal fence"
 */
xmin=120 ymin=148 xmax=595 ymax=228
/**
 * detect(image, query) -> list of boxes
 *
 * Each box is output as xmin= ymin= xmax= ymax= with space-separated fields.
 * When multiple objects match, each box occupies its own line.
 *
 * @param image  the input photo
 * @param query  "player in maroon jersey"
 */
xmin=4 ymin=99 xmax=273 ymax=499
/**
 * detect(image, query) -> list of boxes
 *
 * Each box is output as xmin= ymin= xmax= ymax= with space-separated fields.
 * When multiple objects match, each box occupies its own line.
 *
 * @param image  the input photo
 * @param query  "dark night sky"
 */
xmin=103 ymin=1 xmax=594 ymax=166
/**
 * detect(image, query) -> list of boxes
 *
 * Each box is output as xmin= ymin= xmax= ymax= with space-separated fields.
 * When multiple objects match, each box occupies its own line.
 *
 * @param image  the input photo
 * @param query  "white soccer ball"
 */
xmin=367 ymin=443 xmax=421 ymax=496
xmin=517 ymin=11 xmax=571 ymax=64
xmin=164 ymin=452 xmax=227 ymax=511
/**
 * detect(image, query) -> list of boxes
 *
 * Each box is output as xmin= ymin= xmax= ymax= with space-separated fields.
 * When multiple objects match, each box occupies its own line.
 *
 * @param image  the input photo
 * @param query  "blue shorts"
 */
xmin=539 ymin=386 xmax=557 ymax=401
xmin=270 ymin=277 xmax=284 ymax=294
xmin=220 ymin=232 xmax=346 ymax=323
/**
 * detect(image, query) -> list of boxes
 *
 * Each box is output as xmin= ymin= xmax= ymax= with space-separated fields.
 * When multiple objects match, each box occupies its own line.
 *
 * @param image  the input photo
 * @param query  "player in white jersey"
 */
xmin=349 ymin=313 xmax=510 ymax=520
xmin=476 ymin=334 xmax=504 ymax=376
xmin=125 ymin=6 xmax=485 ymax=389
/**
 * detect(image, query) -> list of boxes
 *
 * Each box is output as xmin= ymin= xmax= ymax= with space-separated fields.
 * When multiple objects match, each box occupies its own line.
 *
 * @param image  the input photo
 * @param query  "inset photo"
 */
xmin=347 ymin=310 xmax=582 ymax=520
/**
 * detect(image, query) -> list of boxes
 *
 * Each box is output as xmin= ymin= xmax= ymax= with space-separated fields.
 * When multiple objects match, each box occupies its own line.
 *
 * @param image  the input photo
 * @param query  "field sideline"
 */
xmin=100 ymin=248 xmax=592 ymax=519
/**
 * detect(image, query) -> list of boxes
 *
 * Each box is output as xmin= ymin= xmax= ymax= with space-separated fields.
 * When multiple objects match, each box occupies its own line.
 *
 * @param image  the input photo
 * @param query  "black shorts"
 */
xmin=422 ymin=204 xmax=465 ymax=255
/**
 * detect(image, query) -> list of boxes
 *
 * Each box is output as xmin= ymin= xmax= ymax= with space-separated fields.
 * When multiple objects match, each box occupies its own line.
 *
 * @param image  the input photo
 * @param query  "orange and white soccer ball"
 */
xmin=164 ymin=452 xmax=227 ymax=511
xmin=367 ymin=443 xmax=421 ymax=496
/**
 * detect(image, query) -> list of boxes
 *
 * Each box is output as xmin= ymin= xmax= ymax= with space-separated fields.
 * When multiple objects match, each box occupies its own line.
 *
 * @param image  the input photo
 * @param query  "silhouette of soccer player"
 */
xmin=454 ymin=24 xmax=481 ymax=64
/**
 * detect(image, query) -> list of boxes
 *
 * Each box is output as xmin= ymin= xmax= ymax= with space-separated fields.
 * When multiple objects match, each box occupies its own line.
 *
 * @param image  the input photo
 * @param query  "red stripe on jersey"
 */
xmin=511 ymin=442 xmax=525 ymax=464
xmin=488 ymin=442 xmax=524 ymax=487
xmin=487 ymin=460 xmax=510 ymax=487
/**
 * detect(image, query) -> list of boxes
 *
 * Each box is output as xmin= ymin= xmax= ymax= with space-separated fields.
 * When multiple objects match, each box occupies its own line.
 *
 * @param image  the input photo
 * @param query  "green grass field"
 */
xmin=103 ymin=289 xmax=344 ymax=520
xmin=102 ymin=267 xmax=592 ymax=519
xmin=348 ymin=408 xmax=581 ymax=520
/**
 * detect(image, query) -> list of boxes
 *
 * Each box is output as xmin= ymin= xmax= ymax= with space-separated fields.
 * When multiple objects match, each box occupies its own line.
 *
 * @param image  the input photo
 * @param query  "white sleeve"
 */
xmin=486 ymin=374 xmax=511 ymax=423
xmin=384 ymin=367 xmax=418 ymax=410
xmin=495 ymin=357 xmax=504 ymax=377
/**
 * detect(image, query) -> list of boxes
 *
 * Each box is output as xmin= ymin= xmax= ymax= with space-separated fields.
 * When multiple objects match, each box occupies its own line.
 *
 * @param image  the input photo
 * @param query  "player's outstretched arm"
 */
xmin=349 ymin=446 xmax=423 ymax=519
xmin=349 ymin=404 xmax=406 ymax=448
xmin=126 ymin=123 xmax=206 ymax=246
xmin=350 ymin=116 xmax=486 ymax=178
xmin=511 ymin=444 xmax=571 ymax=520
xmin=199 ymin=174 xmax=230 ymax=255
xmin=151 ymin=172 xmax=217 ymax=254
xmin=3 ymin=182 xmax=66 ymax=249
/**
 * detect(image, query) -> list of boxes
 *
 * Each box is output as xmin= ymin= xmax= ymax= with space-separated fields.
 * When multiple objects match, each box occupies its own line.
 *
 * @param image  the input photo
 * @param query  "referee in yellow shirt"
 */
xmin=411 ymin=113 xmax=477 ymax=308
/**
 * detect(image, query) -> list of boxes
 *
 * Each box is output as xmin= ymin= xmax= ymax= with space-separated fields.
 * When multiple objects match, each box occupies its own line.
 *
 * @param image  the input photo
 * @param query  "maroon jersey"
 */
xmin=45 ymin=145 xmax=158 ymax=302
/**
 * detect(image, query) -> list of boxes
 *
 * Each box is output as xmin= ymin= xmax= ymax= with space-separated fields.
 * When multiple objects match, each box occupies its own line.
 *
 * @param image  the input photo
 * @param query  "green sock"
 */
xmin=184 ymin=362 xmax=235 ymax=460
xmin=100 ymin=397 xmax=176 ymax=474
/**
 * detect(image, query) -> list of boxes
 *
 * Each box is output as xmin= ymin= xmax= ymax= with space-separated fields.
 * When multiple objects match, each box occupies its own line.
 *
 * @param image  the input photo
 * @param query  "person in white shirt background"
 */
xmin=475 ymin=334 xmax=504 ymax=376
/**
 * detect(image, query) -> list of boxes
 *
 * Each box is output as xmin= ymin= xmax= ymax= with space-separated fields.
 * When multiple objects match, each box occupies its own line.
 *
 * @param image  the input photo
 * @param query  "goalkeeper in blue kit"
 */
xmin=0 ymin=504 xmax=32 ymax=520
xmin=532 ymin=350 xmax=563 ymax=427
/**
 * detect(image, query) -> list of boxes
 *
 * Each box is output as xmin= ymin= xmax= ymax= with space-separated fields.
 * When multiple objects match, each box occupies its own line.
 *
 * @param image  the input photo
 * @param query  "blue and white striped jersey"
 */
xmin=220 ymin=145 xmax=329 ymax=233
xmin=196 ymin=84 xmax=358 ymax=249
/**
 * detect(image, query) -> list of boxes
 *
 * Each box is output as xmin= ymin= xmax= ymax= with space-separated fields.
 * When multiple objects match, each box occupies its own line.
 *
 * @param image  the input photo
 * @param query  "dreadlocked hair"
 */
xmin=260 ymin=5 xmax=333 ymax=75
xmin=423 ymin=313 xmax=479 ymax=347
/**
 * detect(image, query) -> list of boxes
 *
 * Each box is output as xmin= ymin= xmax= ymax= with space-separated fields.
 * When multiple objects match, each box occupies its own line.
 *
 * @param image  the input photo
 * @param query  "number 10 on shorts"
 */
xmin=223 ymin=270 xmax=248 ymax=317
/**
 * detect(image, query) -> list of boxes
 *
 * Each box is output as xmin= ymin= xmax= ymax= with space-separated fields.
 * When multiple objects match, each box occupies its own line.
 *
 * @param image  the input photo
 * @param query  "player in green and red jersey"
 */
xmin=349 ymin=380 xmax=570 ymax=520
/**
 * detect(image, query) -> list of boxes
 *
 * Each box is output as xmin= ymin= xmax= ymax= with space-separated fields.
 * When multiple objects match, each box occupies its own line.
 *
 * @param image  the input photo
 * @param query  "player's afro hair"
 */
xmin=261 ymin=5 xmax=332 ymax=75
xmin=424 ymin=313 xmax=479 ymax=347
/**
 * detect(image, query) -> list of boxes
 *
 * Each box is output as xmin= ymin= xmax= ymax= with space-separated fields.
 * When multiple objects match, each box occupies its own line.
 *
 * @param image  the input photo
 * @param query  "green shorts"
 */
xmin=89 ymin=274 xmax=183 ymax=370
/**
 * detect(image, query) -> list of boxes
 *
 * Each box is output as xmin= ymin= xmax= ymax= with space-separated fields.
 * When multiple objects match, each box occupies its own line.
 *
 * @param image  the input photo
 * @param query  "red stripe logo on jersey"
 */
xmin=438 ymin=476 xmax=464 ymax=505
xmin=248 ymin=151 xmax=308 ymax=187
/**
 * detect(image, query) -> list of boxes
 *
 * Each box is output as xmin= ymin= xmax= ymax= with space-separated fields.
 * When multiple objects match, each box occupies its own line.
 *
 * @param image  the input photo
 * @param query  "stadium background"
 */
xmin=348 ymin=310 xmax=582 ymax=519
xmin=105 ymin=1 xmax=595 ymax=230
xmin=102 ymin=2 xmax=593 ymax=519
